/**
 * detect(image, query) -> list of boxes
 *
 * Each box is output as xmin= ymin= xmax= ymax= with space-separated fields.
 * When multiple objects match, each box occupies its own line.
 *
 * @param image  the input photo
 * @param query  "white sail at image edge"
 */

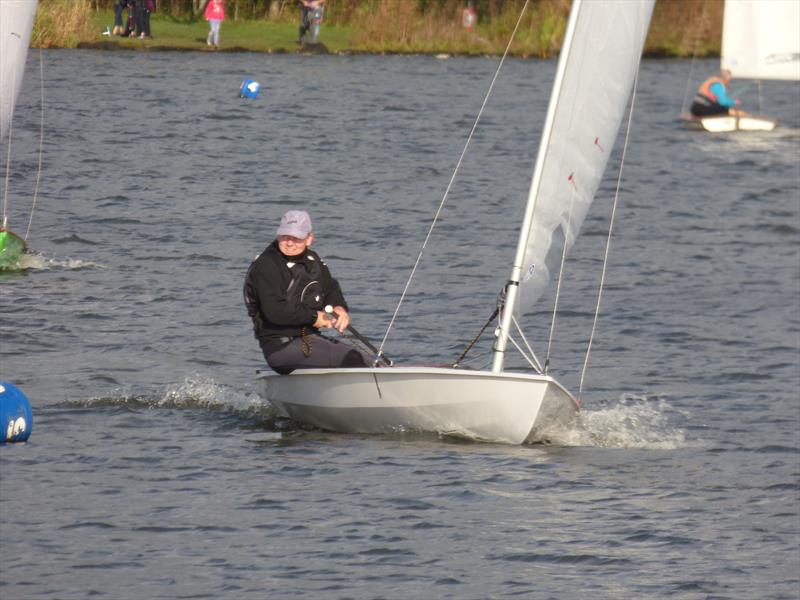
xmin=721 ymin=0 xmax=800 ymax=81
xmin=0 ymin=0 xmax=38 ymax=143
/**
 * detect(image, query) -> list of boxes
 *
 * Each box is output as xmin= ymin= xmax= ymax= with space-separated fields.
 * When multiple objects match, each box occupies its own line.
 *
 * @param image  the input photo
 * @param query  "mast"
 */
xmin=491 ymin=0 xmax=583 ymax=373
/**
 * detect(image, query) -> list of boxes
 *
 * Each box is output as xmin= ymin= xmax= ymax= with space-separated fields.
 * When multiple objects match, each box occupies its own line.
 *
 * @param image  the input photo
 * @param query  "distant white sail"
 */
xmin=0 ymin=0 xmax=38 ymax=143
xmin=514 ymin=0 xmax=654 ymax=318
xmin=721 ymin=0 xmax=800 ymax=81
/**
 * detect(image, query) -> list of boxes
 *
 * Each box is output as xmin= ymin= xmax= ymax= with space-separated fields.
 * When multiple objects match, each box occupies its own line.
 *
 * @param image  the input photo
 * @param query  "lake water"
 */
xmin=1 ymin=50 xmax=798 ymax=599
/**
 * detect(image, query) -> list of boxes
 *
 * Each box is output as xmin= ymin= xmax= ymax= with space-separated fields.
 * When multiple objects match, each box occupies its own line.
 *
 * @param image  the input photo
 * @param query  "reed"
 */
xmin=647 ymin=0 xmax=723 ymax=57
xmin=346 ymin=0 xmax=570 ymax=57
xmin=34 ymin=0 xmax=96 ymax=48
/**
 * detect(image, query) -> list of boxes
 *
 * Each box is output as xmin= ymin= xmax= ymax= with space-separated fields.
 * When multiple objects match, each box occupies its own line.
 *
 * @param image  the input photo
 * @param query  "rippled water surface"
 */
xmin=1 ymin=51 xmax=799 ymax=599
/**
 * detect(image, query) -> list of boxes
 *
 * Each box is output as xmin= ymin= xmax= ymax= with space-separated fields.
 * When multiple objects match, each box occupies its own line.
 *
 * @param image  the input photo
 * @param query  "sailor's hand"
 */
xmin=314 ymin=311 xmax=333 ymax=329
xmin=330 ymin=306 xmax=350 ymax=333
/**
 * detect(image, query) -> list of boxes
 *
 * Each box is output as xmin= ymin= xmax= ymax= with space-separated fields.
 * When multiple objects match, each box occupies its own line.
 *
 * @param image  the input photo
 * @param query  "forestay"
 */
xmin=512 ymin=0 xmax=654 ymax=319
xmin=0 ymin=0 xmax=37 ymax=142
xmin=721 ymin=0 xmax=800 ymax=82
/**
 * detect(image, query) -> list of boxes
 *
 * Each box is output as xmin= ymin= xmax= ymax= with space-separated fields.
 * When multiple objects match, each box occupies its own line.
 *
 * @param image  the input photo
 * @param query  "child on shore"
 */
xmin=205 ymin=0 xmax=225 ymax=49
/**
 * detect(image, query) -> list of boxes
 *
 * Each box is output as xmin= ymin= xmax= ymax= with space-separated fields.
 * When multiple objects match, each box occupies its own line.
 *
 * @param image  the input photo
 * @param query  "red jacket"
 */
xmin=205 ymin=0 xmax=224 ymax=21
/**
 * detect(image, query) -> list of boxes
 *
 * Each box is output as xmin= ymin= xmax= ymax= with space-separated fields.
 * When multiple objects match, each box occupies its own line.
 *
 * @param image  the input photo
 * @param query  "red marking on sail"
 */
xmin=594 ymin=137 xmax=605 ymax=152
xmin=567 ymin=173 xmax=578 ymax=191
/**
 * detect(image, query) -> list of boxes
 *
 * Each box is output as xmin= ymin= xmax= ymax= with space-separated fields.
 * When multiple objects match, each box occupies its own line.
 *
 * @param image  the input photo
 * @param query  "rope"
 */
xmin=2 ymin=46 xmax=45 ymax=240
xmin=376 ymin=0 xmax=531 ymax=358
xmin=578 ymin=64 xmax=643 ymax=398
xmin=452 ymin=307 xmax=498 ymax=368
xmin=680 ymin=0 xmax=709 ymax=115
xmin=2 ymin=31 xmax=23 ymax=228
xmin=757 ymin=80 xmax=763 ymax=114
xmin=2 ymin=118 xmax=13 ymax=229
xmin=25 ymin=48 xmax=45 ymax=241
xmin=545 ymin=189 xmax=576 ymax=371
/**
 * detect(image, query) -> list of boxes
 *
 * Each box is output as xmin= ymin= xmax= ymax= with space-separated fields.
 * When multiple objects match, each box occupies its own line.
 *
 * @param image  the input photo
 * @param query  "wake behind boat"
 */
xmin=258 ymin=0 xmax=655 ymax=444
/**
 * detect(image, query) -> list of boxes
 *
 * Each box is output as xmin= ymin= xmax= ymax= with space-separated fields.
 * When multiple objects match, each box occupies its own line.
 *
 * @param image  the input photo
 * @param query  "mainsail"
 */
xmin=0 ymin=0 xmax=38 ymax=143
xmin=492 ymin=0 xmax=654 ymax=372
xmin=514 ymin=0 xmax=654 ymax=317
xmin=721 ymin=0 xmax=800 ymax=81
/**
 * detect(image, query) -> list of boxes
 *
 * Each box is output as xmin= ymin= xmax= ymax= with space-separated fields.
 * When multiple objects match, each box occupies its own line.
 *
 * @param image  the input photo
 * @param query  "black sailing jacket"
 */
xmin=243 ymin=240 xmax=348 ymax=341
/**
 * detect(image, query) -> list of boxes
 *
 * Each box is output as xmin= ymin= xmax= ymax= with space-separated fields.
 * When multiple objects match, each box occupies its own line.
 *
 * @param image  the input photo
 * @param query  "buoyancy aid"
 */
xmin=697 ymin=76 xmax=724 ymax=103
xmin=285 ymin=256 xmax=325 ymax=312
xmin=243 ymin=247 xmax=325 ymax=339
xmin=243 ymin=261 xmax=263 ymax=334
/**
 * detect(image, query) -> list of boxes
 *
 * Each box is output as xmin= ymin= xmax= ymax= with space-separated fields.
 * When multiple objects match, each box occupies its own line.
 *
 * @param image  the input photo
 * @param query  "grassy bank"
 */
xmin=34 ymin=0 xmax=724 ymax=58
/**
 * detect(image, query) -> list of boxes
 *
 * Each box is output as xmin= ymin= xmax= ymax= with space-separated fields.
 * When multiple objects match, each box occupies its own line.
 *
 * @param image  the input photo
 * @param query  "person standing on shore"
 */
xmin=297 ymin=0 xmax=326 ymax=45
xmin=129 ymin=0 xmax=153 ymax=39
xmin=112 ymin=0 xmax=129 ymax=36
xmin=204 ymin=0 xmax=225 ymax=49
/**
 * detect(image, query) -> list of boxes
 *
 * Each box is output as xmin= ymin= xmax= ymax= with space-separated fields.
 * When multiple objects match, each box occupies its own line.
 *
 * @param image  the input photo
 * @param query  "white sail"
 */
xmin=721 ymin=0 xmax=800 ymax=81
xmin=0 ymin=0 xmax=38 ymax=143
xmin=512 ymin=0 xmax=654 ymax=319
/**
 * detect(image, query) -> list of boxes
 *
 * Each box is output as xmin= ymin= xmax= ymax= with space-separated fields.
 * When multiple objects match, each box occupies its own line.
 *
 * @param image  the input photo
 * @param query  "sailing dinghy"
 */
xmin=682 ymin=0 xmax=799 ymax=133
xmin=259 ymin=0 xmax=655 ymax=444
xmin=0 ymin=0 xmax=37 ymax=269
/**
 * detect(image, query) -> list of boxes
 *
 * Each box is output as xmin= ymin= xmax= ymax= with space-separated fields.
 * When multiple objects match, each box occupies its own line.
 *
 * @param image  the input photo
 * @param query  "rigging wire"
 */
xmin=2 ymin=43 xmax=44 ymax=241
xmin=578 ymin=64 xmax=644 ymax=398
xmin=511 ymin=313 xmax=543 ymax=373
xmin=680 ymin=0 xmax=709 ymax=115
xmin=2 ymin=113 xmax=14 ymax=230
xmin=375 ymin=0 xmax=531 ymax=360
xmin=545 ymin=188 xmax=576 ymax=372
xmin=2 ymin=32 xmax=23 ymax=228
xmin=505 ymin=332 xmax=540 ymax=373
xmin=757 ymin=79 xmax=763 ymax=114
xmin=25 ymin=47 xmax=45 ymax=241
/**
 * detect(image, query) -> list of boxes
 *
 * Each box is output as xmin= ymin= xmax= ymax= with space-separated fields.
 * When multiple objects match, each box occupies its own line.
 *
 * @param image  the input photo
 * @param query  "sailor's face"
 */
xmin=277 ymin=234 xmax=312 ymax=256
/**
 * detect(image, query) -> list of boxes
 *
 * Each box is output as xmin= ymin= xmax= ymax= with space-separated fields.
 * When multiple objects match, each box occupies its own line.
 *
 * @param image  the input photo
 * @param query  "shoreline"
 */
xmin=75 ymin=39 xmax=718 ymax=60
xmin=75 ymin=41 xmax=720 ymax=60
xmin=32 ymin=3 xmax=724 ymax=60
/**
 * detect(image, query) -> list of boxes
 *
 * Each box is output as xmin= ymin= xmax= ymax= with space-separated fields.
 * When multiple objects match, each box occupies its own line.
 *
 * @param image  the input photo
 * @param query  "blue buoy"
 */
xmin=0 ymin=381 xmax=33 ymax=443
xmin=239 ymin=78 xmax=261 ymax=99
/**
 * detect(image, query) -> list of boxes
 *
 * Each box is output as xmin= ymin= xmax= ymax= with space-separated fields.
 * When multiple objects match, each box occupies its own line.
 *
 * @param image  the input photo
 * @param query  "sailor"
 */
xmin=690 ymin=69 xmax=742 ymax=117
xmin=244 ymin=210 xmax=372 ymax=374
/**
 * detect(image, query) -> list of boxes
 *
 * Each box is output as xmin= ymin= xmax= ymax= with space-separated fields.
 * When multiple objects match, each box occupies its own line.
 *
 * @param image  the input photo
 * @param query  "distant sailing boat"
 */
xmin=686 ymin=0 xmax=800 ymax=133
xmin=258 ymin=0 xmax=655 ymax=444
xmin=0 ymin=0 xmax=38 ymax=270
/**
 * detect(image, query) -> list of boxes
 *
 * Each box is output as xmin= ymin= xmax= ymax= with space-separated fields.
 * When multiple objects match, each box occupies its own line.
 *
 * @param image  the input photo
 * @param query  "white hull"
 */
xmin=680 ymin=113 xmax=777 ymax=132
xmin=259 ymin=367 xmax=579 ymax=445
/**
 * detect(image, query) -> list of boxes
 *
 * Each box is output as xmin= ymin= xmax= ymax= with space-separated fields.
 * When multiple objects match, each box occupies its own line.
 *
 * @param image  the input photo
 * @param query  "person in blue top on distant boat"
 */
xmin=690 ymin=69 xmax=745 ymax=117
xmin=243 ymin=210 xmax=372 ymax=374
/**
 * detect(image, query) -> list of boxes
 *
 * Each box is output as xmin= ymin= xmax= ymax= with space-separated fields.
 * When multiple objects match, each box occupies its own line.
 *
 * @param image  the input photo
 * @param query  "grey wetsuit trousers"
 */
xmin=261 ymin=334 xmax=372 ymax=375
